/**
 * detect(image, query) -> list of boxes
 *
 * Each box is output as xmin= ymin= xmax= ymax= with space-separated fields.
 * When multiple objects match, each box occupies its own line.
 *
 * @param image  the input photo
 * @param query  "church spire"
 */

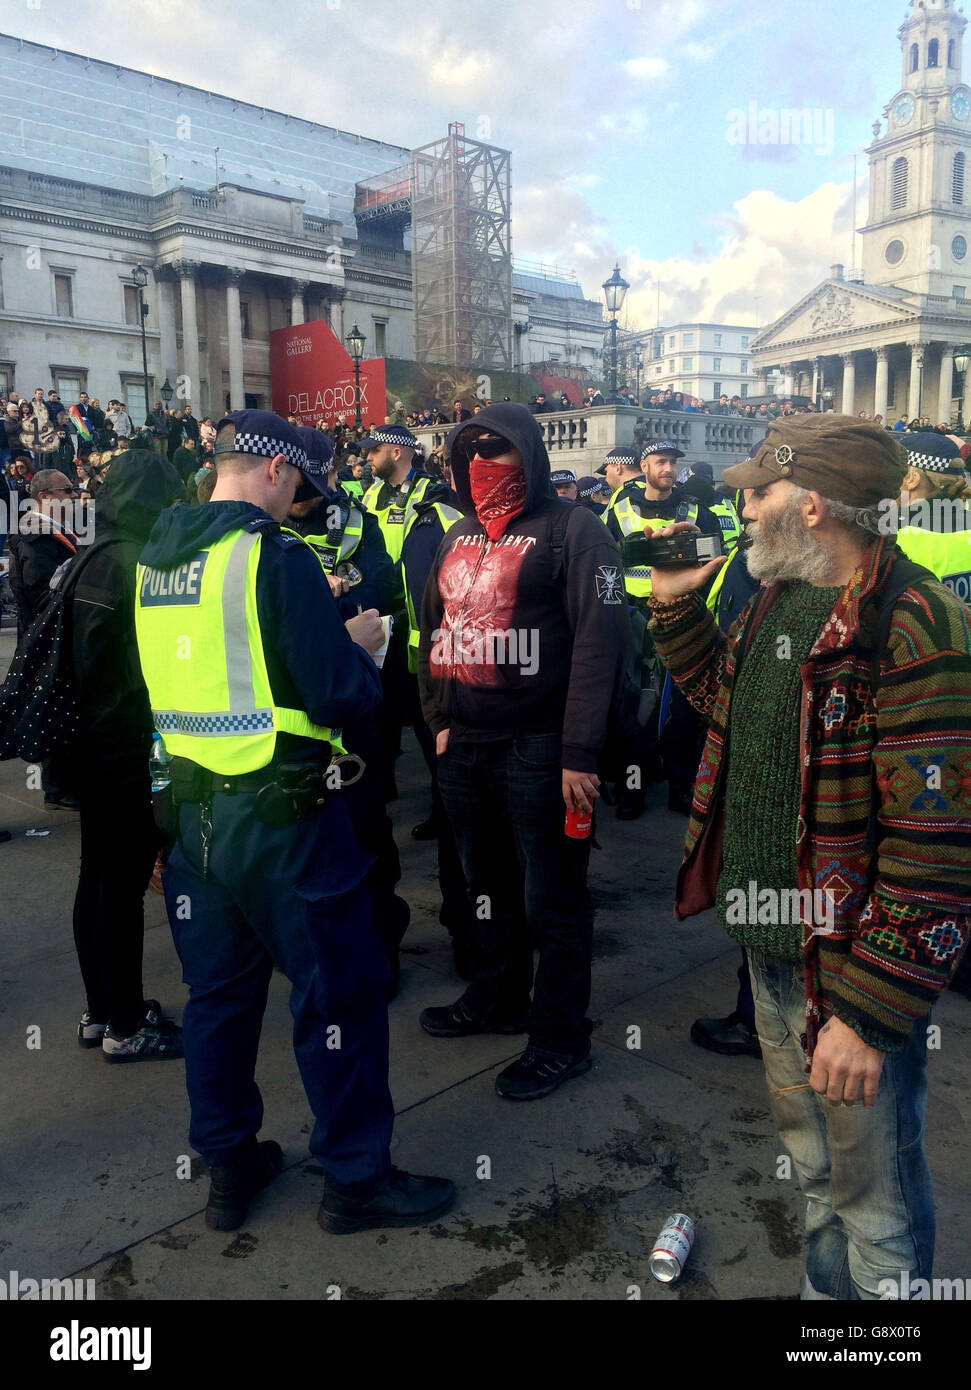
xmin=898 ymin=0 xmax=967 ymax=95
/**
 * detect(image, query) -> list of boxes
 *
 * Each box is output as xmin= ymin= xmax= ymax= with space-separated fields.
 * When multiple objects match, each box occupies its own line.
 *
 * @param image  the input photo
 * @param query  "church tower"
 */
xmin=860 ymin=0 xmax=971 ymax=296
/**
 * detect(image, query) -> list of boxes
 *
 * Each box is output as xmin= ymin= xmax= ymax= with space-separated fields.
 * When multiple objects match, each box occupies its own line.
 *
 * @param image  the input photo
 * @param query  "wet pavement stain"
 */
xmin=722 ymin=1245 xmax=748 ymax=1266
xmin=731 ymin=1107 xmax=769 ymax=1124
xmin=426 ymin=1260 xmax=525 ymax=1300
xmin=750 ymin=1197 xmax=802 ymax=1259
xmin=733 ymin=1167 xmax=763 ymax=1187
xmin=580 ymin=1096 xmax=709 ymax=1191
xmin=153 ymin=1230 xmax=199 ymax=1251
xmin=591 ymin=930 xmax=627 ymax=960
xmin=98 ymin=1252 xmax=137 ymax=1300
xmin=676 ymin=1264 xmax=720 ymax=1300
xmin=222 ymin=1231 xmax=259 ymax=1259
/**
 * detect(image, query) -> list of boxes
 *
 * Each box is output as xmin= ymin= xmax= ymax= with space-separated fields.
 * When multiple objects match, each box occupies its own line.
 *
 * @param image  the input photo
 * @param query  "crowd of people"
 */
xmin=0 ymin=382 xmax=969 ymax=1299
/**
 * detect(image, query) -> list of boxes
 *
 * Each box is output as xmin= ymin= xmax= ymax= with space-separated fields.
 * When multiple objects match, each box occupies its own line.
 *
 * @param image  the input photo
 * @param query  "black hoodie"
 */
xmin=69 ymin=450 xmax=186 ymax=775
xmin=418 ymin=403 xmax=631 ymax=773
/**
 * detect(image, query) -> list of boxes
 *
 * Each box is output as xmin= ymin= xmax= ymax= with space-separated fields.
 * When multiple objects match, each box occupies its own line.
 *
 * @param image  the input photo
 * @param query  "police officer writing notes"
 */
xmin=133 ymin=411 xmax=453 ymax=1235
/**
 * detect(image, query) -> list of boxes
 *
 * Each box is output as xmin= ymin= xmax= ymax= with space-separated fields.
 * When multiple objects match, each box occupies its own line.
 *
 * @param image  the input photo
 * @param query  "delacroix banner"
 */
xmin=269 ymin=320 xmax=387 ymax=426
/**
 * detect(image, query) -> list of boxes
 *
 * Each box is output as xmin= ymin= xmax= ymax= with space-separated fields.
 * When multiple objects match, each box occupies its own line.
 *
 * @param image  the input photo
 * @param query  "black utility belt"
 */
xmin=168 ymin=753 xmax=365 ymax=828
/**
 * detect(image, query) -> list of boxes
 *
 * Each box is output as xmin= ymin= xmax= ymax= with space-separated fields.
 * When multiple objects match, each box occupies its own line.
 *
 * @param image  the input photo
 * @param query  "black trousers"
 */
xmin=72 ymin=772 xmax=159 ymax=1035
xmin=437 ymin=732 xmax=594 ymax=1055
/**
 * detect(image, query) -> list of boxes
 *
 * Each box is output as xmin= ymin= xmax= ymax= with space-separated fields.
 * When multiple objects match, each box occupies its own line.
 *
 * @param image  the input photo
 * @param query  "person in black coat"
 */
xmin=67 ymin=449 xmax=186 ymax=1060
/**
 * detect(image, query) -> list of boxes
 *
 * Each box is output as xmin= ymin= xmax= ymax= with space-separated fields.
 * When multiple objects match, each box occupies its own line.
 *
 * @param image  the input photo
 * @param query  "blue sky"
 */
xmin=10 ymin=0 xmax=915 ymax=328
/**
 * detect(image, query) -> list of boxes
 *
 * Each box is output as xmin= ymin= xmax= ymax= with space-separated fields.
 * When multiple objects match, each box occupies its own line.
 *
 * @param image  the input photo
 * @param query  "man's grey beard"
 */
xmin=745 ymin=492 xmax=836 ymax=585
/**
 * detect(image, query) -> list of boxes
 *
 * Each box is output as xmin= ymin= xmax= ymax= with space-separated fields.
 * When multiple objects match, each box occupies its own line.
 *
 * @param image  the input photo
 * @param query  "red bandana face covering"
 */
xmin=468 ymin=458 xmax=527 ymax=541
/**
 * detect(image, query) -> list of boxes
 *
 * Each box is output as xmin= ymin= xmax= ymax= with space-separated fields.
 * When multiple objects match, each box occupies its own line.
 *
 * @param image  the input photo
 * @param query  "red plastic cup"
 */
xmin=564 ymin=805 xmax=592 ymax=839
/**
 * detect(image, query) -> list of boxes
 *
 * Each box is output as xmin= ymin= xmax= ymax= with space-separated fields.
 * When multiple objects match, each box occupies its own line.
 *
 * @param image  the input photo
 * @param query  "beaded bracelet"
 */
xmin=646 ymin=592 xmax=701 ymax=623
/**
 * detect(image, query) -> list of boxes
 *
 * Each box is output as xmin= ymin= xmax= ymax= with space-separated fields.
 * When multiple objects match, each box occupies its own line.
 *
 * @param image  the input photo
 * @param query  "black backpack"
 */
xmin=0 ymin=539 xmax=114 ymax=763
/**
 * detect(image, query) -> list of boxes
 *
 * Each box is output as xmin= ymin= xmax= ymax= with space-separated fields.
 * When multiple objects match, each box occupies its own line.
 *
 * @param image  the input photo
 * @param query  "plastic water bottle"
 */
xmin=150 ymin=732 xmax=171 ymax=793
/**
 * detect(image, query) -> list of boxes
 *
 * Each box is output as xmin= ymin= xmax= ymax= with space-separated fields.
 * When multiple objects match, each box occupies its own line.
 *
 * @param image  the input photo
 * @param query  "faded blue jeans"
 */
xmin=749 ymin=950 xmax=935 ymax=1300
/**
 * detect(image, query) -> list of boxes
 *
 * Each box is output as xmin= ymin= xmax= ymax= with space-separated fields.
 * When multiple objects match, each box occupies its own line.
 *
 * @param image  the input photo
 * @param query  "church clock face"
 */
xmin=893 ymin=95 xmax=915 ymax=126
xmin=951 ymin=88 xmax=970 ymax=121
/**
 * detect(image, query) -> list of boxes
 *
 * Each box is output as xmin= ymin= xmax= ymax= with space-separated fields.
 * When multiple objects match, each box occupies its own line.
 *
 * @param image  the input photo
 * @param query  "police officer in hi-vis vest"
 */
xmin=133 ymin=410 xmax=453 ymax=1235
xmin=895 ymin=432 xmax=971 ymax=603
xmin=288 ymin=426 xmax=410 ymax=996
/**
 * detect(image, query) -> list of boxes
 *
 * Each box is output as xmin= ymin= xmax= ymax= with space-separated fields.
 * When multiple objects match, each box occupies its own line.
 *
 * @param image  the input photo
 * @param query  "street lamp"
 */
xmin=953 ymin=346 xmax=971 ymax=431
xmin=160 ymin=378 xmax=174 ymax=407
xmin=345 ymin=323 xmax=366 ymax=428
xmin=601 ymin=265 xmax=630 ymax=403
xmin=132 ymin=264 xmax=151 ymax=426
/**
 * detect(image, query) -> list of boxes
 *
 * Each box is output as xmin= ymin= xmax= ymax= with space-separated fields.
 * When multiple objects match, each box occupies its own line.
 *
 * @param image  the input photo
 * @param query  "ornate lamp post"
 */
xmin=132 ymin=263 xmax=151 ymax=425
xmin=345 ymin=323 xmax=366 ymax=427
xmin=601 ymin=265 xmax=630 ymax=403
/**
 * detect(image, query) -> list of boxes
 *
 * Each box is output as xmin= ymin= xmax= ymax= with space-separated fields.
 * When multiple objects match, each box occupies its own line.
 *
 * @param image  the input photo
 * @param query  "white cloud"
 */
xmin=513 ymin=178 xmax=858 ymax=335
xmin=426 ymin=51 xmax=494 ymax=87
xmin=624 ymin=56 xmax=670 ymax=79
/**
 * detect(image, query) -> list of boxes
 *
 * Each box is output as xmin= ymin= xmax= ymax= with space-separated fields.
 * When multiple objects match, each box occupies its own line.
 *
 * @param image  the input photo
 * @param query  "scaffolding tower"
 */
xmin=411 ymin=123 xmax=513 ymax=371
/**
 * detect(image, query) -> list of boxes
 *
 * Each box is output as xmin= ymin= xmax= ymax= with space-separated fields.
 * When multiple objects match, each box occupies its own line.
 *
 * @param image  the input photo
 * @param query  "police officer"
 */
xmin=575 ymin=475 xmax=611 ymax=518
xmin=360 ymin=423 xmax=437 ymax=566
xmin=133 ymin=410 xmax=453 ymax=1234
xmin=679 ymin=462 xmax=742 ymax=552
xmin=895 ymin=432 xmax=971 ymax=601
xmin=288 ymin=427 xmax=409 ymax=994
xmin=550 ymin=469 xmax=578 ymax=500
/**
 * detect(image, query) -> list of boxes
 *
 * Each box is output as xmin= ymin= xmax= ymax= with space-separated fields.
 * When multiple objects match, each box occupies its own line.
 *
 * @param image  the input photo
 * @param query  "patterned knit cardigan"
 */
xmin=650 ymin=534 xmax=971 ymax=1056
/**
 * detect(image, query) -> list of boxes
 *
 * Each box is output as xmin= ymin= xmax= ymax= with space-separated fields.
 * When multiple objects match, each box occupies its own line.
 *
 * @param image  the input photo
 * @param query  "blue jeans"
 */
xmin=749 ymin=951 xmax=935 ymax=1299
xmin=163 ymin=791 xmax=394 ymax=1188
xmin=436 ymin=732 xmax=594 ymax=1054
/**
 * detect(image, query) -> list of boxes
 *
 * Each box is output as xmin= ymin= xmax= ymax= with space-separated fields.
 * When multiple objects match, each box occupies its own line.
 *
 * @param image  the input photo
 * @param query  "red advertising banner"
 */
xmin=269 ymin=320 xmax=387 ymax=426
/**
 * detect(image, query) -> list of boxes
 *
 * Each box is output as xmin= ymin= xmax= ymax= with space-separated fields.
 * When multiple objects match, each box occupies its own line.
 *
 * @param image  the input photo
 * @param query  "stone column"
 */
xmin=937 ymin=346 xmax=954 ymax=425
xmin=811 ymin=357 xmax=821 ymax=406
xmin=781 ymin=362 xmax=794 ymax=397
xmin=963 ymin=358 xmax=971 ymax=429
xmin=225 ymin=267 xmax=245 ymax=412
xmin=157 ymin=275 xmax=178 ymax=391
xmin=291 ymin=279 xmax=307 ymax=327
xmin=907 ymin=343 xmax=925 ymax=420
xmin=840 ymin=352 xmax=856 ymax=416
xmin=174 ymin=260 xmax=200 ymax=411
xmin=873 ymin=347 xmax=889 ymax=422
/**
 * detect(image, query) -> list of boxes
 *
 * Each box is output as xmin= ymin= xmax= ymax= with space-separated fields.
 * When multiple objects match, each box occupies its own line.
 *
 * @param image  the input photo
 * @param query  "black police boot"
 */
xmin=495 ymin=1044 xmax=592 ymax=1101
xmin=419 ymin=991 xmax=528 ymax=1038
xmin=206 ymin=1139 xmax=284 ymax=1231
xmin=690 ymin=1013 xmax=762 ymax=1059
xmin=318 ymin=1166 xmax=455 ymax=1235
xmin=411 ymin=815 xmax=441 ymax=840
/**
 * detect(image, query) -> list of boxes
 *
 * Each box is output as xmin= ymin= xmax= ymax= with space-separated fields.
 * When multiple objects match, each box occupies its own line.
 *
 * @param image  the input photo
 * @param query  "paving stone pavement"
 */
xmin=1 ymin=622 xmax=968 ymax=1302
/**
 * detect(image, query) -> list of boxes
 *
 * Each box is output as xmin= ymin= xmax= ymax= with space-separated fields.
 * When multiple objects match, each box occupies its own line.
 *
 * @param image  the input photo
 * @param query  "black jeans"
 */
xmin=436 ymin=732 xmax=594 ymax=1055
xmin=72 ymin=773 xmax=159 ymax=1035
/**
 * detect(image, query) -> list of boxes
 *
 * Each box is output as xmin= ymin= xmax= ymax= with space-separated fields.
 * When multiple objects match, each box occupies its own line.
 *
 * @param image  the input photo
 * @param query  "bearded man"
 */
xmin=645 ymin=413 xmax=971 ymax=1300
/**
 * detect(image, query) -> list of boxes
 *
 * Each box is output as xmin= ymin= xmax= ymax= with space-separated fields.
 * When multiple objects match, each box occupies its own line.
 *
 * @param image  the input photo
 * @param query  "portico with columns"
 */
xmin=752 ymin=269 xmax=971 ymax=426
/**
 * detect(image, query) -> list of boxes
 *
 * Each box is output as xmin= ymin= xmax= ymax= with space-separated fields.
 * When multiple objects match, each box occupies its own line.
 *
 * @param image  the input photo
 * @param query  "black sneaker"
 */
xmin=318 ymin=1166 xmax=455 ymax=1235
xmin=419 ymin=993 xmax=528 ymax=1039
xmin=102 ymin=1001 xmax=184 ymax=1063
xmin=44 ymin=794 xmax=81 ymax=810
xmin=495 ymin=1044 xmax=592 ymax=1101
xmin=690 ymin=1012 xmax=762 ymax=1058
xmin=206 ymin=1140 xmax=284 ymax=1231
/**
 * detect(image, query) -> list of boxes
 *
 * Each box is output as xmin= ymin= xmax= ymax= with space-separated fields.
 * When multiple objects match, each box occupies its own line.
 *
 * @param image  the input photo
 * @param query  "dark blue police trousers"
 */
xmin=162 ymin=791 xmax=395 ymax=1188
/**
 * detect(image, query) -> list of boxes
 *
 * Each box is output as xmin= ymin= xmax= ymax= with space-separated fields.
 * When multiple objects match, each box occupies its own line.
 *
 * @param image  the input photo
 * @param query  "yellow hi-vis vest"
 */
xmin=896 ymin=523 xmax=971 ymax=605
xmin=362 ymin=475 xmax=434 ymax=566
xmin=608 ymin=482 xmax=699 ymax=600
xmin=301 ymin=502 xmax=364 ymax=574
xmin=401 ymin=499 xmax=464 ymax=673
xmin=134 ymin=529 xmax=340 ymax=775
xmin=710 ymin=497 xmax=741 ymax=551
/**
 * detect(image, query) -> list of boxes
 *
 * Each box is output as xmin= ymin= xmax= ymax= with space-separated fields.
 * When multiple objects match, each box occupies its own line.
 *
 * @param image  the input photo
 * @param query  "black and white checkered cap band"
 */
xmin=215 ymin=432 xmax=308 ymax=469
xmin=905 ymin=450 xmax=966 ymax=475
xmin=608 ymin=455 xmax=638 ymax=468
xmin=366 ymin=428 xmax=415 ymax=446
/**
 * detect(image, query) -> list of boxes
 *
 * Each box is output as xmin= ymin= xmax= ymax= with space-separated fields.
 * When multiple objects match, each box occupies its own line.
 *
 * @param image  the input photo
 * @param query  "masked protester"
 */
xmin=417 ymin=403 xmax=631 ymax=1101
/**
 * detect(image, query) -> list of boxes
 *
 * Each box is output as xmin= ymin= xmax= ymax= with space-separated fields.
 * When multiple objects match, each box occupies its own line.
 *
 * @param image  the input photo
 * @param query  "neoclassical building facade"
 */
xmin=753 ymin=0 xmax=971 ymax=424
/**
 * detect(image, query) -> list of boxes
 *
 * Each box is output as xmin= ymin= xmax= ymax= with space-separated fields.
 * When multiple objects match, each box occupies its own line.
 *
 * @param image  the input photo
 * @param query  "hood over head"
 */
xmin=95 ymin=450 xmax=186 ymax=542
xmin=140 ymin=500 xmax=267 ymax=571
xmin=446 ymin=403 xmax=555 ymax=519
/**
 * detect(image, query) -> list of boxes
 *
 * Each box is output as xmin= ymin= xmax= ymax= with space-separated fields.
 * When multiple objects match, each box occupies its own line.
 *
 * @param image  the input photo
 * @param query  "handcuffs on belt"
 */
xmin=252 ymin=754 xmax=365 ymax=828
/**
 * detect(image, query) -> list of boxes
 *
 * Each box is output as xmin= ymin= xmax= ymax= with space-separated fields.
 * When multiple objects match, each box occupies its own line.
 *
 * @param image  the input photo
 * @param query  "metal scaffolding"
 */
xmin=411 ymin=123 xmax=513 ymax=370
